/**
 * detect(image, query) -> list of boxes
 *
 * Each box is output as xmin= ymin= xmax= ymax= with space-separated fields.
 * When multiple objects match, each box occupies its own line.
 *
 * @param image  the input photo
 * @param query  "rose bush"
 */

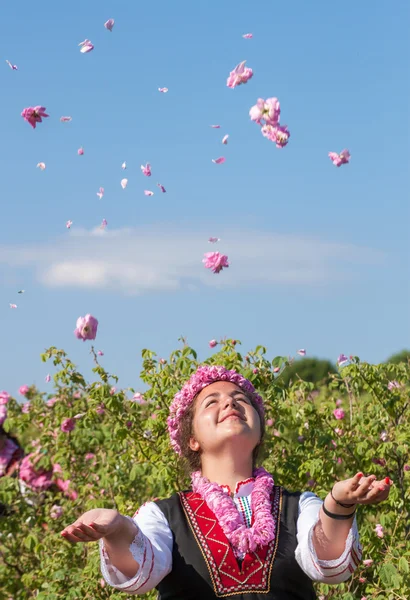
xmin=0 ymin=341 xmax=409 ymax=599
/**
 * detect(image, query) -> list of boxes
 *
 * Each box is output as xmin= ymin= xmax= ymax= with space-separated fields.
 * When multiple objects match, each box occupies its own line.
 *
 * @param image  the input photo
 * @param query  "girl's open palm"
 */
xmin=60 ymin=508 xmax=122 ymax=544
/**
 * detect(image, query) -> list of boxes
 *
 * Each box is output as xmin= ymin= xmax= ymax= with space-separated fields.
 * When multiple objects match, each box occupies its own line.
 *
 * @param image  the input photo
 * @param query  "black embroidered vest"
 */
xmin=155 ymin=486 xmax=316 ymax=600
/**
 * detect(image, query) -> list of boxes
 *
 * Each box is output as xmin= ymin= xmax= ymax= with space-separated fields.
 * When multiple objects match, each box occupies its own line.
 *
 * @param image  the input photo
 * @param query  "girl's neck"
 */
xmin=200 ymin=453 xmax=254 ymax=496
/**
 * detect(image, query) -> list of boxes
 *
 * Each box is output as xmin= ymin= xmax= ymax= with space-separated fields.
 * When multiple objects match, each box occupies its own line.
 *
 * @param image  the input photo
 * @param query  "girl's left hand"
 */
xmin=332 ymin=472 xmax=392 ymax=506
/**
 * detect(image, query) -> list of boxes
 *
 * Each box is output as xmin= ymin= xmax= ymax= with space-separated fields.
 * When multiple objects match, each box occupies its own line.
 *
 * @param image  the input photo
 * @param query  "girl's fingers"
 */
xmin=77 ymin=523 xmax=102 ymax=540
xmin=351 ymin=472 xmax=364 ymax=489
xmin=61 ymin=531 xmax=85 ymax=544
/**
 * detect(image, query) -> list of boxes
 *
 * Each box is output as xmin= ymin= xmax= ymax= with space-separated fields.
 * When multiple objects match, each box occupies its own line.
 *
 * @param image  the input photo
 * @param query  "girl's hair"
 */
xmin=0 ymin=425 xmax=22 ymax=450
xmin=178 ymin=392 xmax=266 ymax=474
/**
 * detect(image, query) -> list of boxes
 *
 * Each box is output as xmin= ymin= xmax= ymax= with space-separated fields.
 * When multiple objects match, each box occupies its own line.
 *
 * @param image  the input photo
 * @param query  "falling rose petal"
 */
xmin=222 ymin=135 xmax=229 ymax=145
xmin=104 ymin=19 xmax=115 ymax=31
xmin=79 ymin=39 xmax=94 ymax=53
xmin=141 ymin=163 xmax=151 ymax=176
xmin=100 ymin=219 xmax=108 ymax=229
xmin=208 ymin=237 xmax=220 ymax=243
xmin=210 ymin=125 xmax=221 ymax=128
xmin=73 ymin=413 xmax=86 ymax=419
xmin=226 ymin=60 xmax=253 ymax=88
xmin=66 ymin=220 xmax=73 ymax=229
xmin=242 ymin=33 xmax=253 ymax=39
xmin=60 ymin=116 xmax=72 ymax=122
xmin=10 ymin=304 xmax=17 ymax=309
xmin=96 ymin=187 xmax=104 ymax=199
xmin=77 ymin=147 xmax=84 ymax=156
xmin=144 ymin=190 xmax=154 ymax=196
xmin=18 ymin=290 xmax=25 ymax=294
xmin=6 ymin=60 xmax=18 ymax=70
xmin=158 ymin=87 xmax=168 ymax=93
xmin=297 ymin=349 xmax=306 ymax=356
xmin=212 ymin=157 xmax=225 ymax=164
xmin=121 ymin=161 xmax=127 ymax=170
xmin=97 ymin=350 xmax=104 ymax=356
xmin=37 ymin=162 xmax=46 ymax=170
xmin=157 ymin=183 xmax=166 ymax=193
xmin=121 ymin=178 xmax=128 ymax=189
xmin=45 ymin=374 xmax=51 ymax=383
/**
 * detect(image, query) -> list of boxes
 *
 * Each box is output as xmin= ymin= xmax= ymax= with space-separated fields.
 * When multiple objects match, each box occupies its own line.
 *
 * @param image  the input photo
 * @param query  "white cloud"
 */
xmin=0 ymin=226 xmax=385 ymax=295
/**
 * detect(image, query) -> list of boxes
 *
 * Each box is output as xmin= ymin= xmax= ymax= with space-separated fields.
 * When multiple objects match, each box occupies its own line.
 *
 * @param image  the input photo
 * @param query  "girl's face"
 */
xmin=189 ymin=381 xmax=261 ymax=457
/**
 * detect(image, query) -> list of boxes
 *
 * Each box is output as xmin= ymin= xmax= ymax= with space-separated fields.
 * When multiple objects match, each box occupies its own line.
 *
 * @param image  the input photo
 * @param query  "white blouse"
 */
xmin=99 ymin=481 xmax=362 ymax=596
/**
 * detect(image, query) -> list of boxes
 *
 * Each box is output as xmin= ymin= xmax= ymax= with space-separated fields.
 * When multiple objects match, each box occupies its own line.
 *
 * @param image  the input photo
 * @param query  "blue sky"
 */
xmin=1 ymin=0 xmax=409 ymax=397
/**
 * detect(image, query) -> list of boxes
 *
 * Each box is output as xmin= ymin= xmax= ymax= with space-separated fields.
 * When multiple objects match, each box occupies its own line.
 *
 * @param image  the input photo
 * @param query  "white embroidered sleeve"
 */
xmin=294 ymin=491 xmax=362 ymax=584
xmin=99 ymin=501 xmax=173 ymax=594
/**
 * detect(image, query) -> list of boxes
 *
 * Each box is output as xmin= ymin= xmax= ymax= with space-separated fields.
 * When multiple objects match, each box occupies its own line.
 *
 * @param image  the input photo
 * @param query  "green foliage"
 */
xmin=0 ymin=340 xmax=409 ymax=599
xmin=279 ymin=357 xmax=338 ymax=387
xmin=385 ymin=349 xmax=410 ymax=365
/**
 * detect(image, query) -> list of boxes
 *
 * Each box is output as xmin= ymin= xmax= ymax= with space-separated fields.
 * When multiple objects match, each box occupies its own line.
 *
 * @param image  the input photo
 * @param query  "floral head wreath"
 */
xmin=167 ymin=365 xmax=265 ymax=455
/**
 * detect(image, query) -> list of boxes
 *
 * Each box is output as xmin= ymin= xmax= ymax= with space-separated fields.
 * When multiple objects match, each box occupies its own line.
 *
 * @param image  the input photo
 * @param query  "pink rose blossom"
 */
xmin=21 ymin=106 xmax=49 ymax=129
xmin=202 ymin=252 xmax=229 ymax=274
xmin=132 ymin=392 xmax=146 ymax=404
xmin=141 ymin=163 xmax=151 ymax=177
xmin=0 ymin=405 xmax=7 ymax=426
xmin=249 ymin=97 xmax=280 ymax=126
xmin=404 ymin=464 xmax=410 ymax=472
xmin=333 ymin=408 xmax=345 ymax=420
xmin=387 ymin=380 xmax=401 ymax=390
xmin=380 ymin=430 xmax=388 ymax=442
xmin=374 ymin=524 xmax=384 ymax=538
xmin=74 ymin=314 xmax=98 ymax=341
xmin=209 ymin=339 xmax=218 ymax=348
xmin=61 ymin=418 xmax=76 ymax=433
xmin=55 ymin=478 xmax=78 ymax=500
xmin=226 ymin=61 xmax=253 ymax=88
xmin=336 ymin=398 xmax=343 ymax=406
xmin=79 ymin=39 xmax=94 ymax=53
xmin=77 ymin=147 xmax=84 ymax=156
xmin=85 ymin=453 xmax=96 ymax=461
xmin=109 ymin=387 xmax=116 ymax=395
xmin=22 ymin=402 xmax=31 ymax=414
xmin=358 ymin=577 xmax=366 ymax=583
xmin=0 ymin=391 xmax=10 ymax=405
xmin=363 ymin=559 xmax=373 ymax=567
xmin=19 ymin=455 xmax=54 ymax=491
xmin=73 ymin=391 xmax=82 ymax=399
xmin=96 ymin=403 xmax=105 ymax=415
xmin=337 ymin=457 xmax=343 ymax=464
xmin=329 ymin=149 xmax=350 ymax=167
xmin=104 ymin=19 xmax=114 ymax=31
xmin=50 ymin=505 xmax=63 ymax=519
xmin=266 ymin=419 xmax=274 ymax=426
xmin=273 ymin=366 xmax=281 ymax=373
xmin=19 ymin=385 xmax=29 ymax=396
xmin=46 ymin=397 xmax=59 ymax=407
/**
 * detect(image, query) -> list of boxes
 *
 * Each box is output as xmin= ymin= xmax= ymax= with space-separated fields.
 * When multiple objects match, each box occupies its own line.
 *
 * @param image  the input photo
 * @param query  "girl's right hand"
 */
xmin=60 ymin=508 xmax=124 ymax=544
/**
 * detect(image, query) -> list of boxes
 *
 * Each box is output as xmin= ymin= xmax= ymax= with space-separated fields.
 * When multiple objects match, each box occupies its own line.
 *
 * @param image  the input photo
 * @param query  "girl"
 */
xmin=61 ymin=365 xmax=391 ymax=599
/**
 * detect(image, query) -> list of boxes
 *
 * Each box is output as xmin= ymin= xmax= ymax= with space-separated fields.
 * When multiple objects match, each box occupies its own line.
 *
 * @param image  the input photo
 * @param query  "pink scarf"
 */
xmin=191 ymin=467 xmax=276 ymax=557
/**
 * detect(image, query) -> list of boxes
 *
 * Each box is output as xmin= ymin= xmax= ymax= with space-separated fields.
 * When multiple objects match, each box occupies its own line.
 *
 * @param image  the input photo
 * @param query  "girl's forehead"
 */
xmin=196 ymin=381 xmax=243 ymax=402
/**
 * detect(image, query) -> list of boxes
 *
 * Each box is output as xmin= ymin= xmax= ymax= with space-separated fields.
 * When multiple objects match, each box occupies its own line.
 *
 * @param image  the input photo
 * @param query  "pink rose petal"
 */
xmin=79 ymin=39 xmax=94 ymax=53
xmin=96 ymin=187 xmax=104 ymax=199
xmin=6 ymin=60 xmax=18 ymax=70
xmin=144 ymin=190 xmax=154 ymax=196
xmin=104 ymin=19 xmax=114 ymax=31
xmin=157 ymin=183 xmax=166 ymax=193
xmin=37 ymin=162 xmax=46 ymax=170
xmin=60 ymin=116 xmax=72 ymax=122
xmin=222 ymin=135 xmax=229 ymax=145
xmin=158 ymin=87 xmax=168 ymax=93
xmin=66 ymin=220 xmax=73 ymax=229
xmin=77 ymin=147 xmax=84 ymax=155
xmin=212 ymin=157 xmax=225 ymax=164
xmin=242 ymin=33 xmax=253 ymax=39
xmin=210 ymin=125 xmax=221 ymax=128
xmin=120 ymin=178 xmax=128 ymax=189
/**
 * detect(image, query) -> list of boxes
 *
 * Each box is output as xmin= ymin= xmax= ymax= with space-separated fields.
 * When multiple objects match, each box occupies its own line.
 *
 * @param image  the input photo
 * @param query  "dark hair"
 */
xmin=178 ymin=391 xmax=266 ymax=474
xmin=0 ymin=425 xmax=22 ymax=450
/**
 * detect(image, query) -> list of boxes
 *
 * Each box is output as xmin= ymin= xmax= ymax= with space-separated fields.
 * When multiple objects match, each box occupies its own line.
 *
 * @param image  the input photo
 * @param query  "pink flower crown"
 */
xmin=167 ymin=365 xmax=265 ymax=455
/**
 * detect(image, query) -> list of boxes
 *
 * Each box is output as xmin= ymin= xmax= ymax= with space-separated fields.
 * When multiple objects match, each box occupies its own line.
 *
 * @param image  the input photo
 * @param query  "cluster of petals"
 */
xmin=21 ymin=106 xmax=49 ymax=129
xmin=168 ymin=365 xmax=264 ymax=455
xmin=50 ymin=504 xmax=64 ymax=519
xmin=0 ymin=391 xmax=10 ymax=405
xmin=249 ymin=98 xmax=290 ymax=148
xmin=19 ymin=454 xmax=54 ymax=491
xmin=209 ymin=339 xmax=218 ymax=348
xmin=141 ymin=163 xmax=151 ymax=177
xmin=387 ymin=380 xmax=401 ymax=391
xmin=226 ymin=60 xmax=253 ymax=88
xmin=74 ymin=314 xmax=98 ymax=341
xmin=328 ymin=149 xmax=350 ymax=167
xmin=374 ymin=524 xmax=384 ymax=538
xmin=19 ymin=385 xmax=29 ymax=396
xmin=202 ymin=251 xmax=229 ymax=274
